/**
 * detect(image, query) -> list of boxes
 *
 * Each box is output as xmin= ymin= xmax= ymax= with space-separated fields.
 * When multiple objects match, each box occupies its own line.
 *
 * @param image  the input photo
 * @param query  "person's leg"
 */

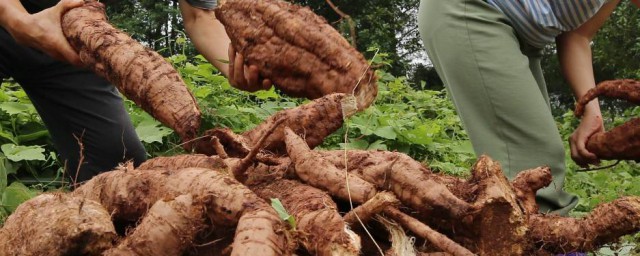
xmin=418 ymin=0 xmax=578 ymax=214
xmin=0 ymin=27 xmax=146 ymax=184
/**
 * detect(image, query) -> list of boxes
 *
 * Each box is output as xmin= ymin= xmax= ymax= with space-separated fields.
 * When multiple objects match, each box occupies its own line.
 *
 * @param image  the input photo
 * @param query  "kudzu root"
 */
xmin=216 ymin=0 xmax=377 ymax=110
xmin=62 ymin=1 xmax=201 ymax=143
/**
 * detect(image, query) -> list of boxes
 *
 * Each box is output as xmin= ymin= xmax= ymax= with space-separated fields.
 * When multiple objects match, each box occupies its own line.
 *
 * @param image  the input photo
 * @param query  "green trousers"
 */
xmin=418 ymin=0 xmax=578 ymax=215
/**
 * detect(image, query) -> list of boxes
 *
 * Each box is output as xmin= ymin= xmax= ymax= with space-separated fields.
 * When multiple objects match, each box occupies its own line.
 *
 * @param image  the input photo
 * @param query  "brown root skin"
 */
xmin=62 ymin=1 xmax=201 ymax=143
xmin=585 ymin=118 xmax=640 ymax=160
xmin=511 ymin=166 xmax=552 ymax=214
xmin=344 ymin=191 xmax=400 ymax=225
xmin=164 ymin=168 xmax=292 ymax=256
xmin=243 ymin=93 xmax=348 ymax=154
xmin=194 ymin=93 xmax=349 ymax=157
xmin=138 ymin=154 xmax=227 ymax=170
xmin=252 ymin=178 xmax=361 ymax=256
xmin=575 ymin=79 xmax=640 ymax=117
xmin=284 ymin=127 xmax=377 ymax=203
xmin=0 ymin=193 xmax=116 ymax=256
xmin=383 ymin=207 xmax=475 ymax=256
xmin=73 ymin=165 xmax=170 ymax=221
xmin=105 ymin=194 xmax=204 ymax=256
xmin=216 ymin=0 xmax=377 ymax=110
xmin=530 ymin=196 xmax=640 ymax=253
xmin=76 ymin=167 xmax=291 ymax=256
xmin=466 ymin=155 xmax=528 ymax=255
xmin=232 ymin=118 xmax=287 ymax=182
xmin=317 ymin=150 xmax=471 ymax=219
xmin=573 ymin=79 xmax=640 ymax=160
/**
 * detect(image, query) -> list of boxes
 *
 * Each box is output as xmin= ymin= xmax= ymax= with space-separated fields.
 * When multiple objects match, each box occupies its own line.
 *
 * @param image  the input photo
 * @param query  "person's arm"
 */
xmin=556 ymin=0 xmax=620 ymax=167
xmin=0 ymin=0 xmax=83 ymax=65
xmin=179 ymin=0 xmax=271 ymax=92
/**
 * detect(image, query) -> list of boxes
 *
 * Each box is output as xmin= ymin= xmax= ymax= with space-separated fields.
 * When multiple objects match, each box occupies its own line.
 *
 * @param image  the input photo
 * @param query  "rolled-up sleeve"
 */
xmin=185 ymin=0 xmax=218 ymax=10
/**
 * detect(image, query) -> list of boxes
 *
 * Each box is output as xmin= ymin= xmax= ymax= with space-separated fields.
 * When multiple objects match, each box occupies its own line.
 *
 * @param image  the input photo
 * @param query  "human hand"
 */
xmin=569 ymin=103 xmax=604 ymax=167
xmin=8 ymin=0 xmax=84 ymax=66
xmin=228 ymin=44 xmax=272 ymax=92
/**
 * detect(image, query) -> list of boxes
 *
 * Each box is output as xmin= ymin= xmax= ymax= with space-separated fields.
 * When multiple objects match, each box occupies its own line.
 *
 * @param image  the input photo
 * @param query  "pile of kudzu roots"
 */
xmin=1 ymin=0 xmax=640 ymax=255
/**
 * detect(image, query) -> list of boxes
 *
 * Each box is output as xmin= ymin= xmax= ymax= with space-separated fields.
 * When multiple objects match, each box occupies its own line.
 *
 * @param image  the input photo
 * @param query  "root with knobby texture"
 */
xmin=575 ymin=79 xmax=640 ymax=117
xmin=61 ymin=1 xmax=201 ymax=143
xmin=530 ymin=196 xmax=640 ymax=254
xmin=464 ymin=156 xmax=528 ymax=255
xmin=138 ymin=154 xmax=227 ymax=171
xmin=317 ymin=150 xmax=471 ymax=219
xmin=383 ymin=207 xmax=475 ymax=256
xmin=104 ymin=194 xmax=204 ymax=256
xmin=344 ymin=191 xmax=400 ymax=225
xmin=252 ymin=178 xmax=361 ymax=256
xmin=215 ymin=0 xmax=377 ymax=111
xmin=284 ymin=127 xmax=377 ymax=203
xmin=74 ymin=167 xmax=291 ymax=256
xmin=0 ymin=193 xmax=116 ymax=256
xmin=511 ymin=167 xmax=553 ymax=214
xmin=196 ymin=93 xmax=354 ymax=156
xmin=574 ymin=79 xmax=640 ymax=160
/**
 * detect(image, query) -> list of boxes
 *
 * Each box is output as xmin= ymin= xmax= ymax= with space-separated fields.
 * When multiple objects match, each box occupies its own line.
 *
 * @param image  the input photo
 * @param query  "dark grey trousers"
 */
xmin=0 ymin=27 xmax=146 ymax=183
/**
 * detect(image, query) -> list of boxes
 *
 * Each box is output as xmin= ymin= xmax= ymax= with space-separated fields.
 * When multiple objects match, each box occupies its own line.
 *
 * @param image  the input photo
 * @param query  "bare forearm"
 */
xmin=556 ymin=0 xmax=619 ymax=113
xmin=0 ymin=0 xmax=29 ymax=33
xmin=556 ymin=33 xmax=598 ymax=102
xmin=179 ymin=0 xmax=230 ymax=76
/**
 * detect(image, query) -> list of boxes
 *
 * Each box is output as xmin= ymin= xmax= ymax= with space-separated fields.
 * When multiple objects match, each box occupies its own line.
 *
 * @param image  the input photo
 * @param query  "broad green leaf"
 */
xmin=373 ymin=126 xmax=397 ymax=140
xmin=0 ymin=129 xmax=15 ymax=144
xmin=367 ymin=140 xmax=388 ymax=151
xmin=0 ymin=102 xmax=32 ymax=116
xmin=1 ymin=144 xmax=46 ymax=162
xmin=405 ymin=124 xmax=433 ymax=145
xmin=270 ymin=198 xmax=296 ymax=230
xmin=2 ymin=182 xmax=37 ymax=213
xmin=253 ymin=87 xmax=279 ymax=100
xmin=192 ymin=85 xmax=214 ymax=99
xmin=341 ymin=139 xmax=369 ymax=150
xmin=450 ymin=140 xmax=475 ymax=154
xmin=176 ymin=37 xmax=187 ymax=45
xmin=135 ymin=120 xmax=173 ymax=144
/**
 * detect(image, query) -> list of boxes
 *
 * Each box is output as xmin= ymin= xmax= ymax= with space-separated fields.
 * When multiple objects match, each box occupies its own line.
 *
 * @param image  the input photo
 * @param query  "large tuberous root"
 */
xmin=252 ymin=178 xmax=361 ymax=256
xmin=0 ymin=194 xmax=116 ymax=256
xmin=530 ymin=196 xmax=640 ymax=254
xmin=574 ymin=79 xmax=640 ymax=160
xmin=194 ymin=93 xmax=352 ymax=157
xmin=61 ymin=1 xmax=201 ymax=143
xmin=73 ymin=166 xmax=292 ymax=256
xmin=104 ymin=194 xmax=204 ymax=255
xmin=215 ymin=0 xmax=377 ymax=110
xmin=4 ymin=0 xmax=638 ymax=253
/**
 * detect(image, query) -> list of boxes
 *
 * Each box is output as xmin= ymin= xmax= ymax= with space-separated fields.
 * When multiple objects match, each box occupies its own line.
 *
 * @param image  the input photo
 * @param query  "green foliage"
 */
xmin=270 ymin=198 xmax=296 ymax=231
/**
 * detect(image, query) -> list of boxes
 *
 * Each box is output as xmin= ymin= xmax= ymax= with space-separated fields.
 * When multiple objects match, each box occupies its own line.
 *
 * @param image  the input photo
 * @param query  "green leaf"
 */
xmin=16 ymin=130 xmax=49 ymax=143
xmin=373 ymin=126 xmax=397 ymax=140
xmin=0 ymin=129 xmax=16 ymax=144
xmin=253 ymin=87 xmax=279 ymax=100
xmin=135 ymin=120 xmax=173 ymax=144
xmin=0 ymin=102 xmax=32 ymax=116
xmin=176 ymin=37 xmax=187 ymax=45
xmin=270 ymin=198 xmax=296 ymax=230
xmin=2 ymin=182 xmax=37 ymax=213
xmin=1 ymin=144 xmax=46 ymax=162
xmin=341 ymin=139 xmax=369 ymax=150
xmin=367 ymin=140 xmax=388 ymax=151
